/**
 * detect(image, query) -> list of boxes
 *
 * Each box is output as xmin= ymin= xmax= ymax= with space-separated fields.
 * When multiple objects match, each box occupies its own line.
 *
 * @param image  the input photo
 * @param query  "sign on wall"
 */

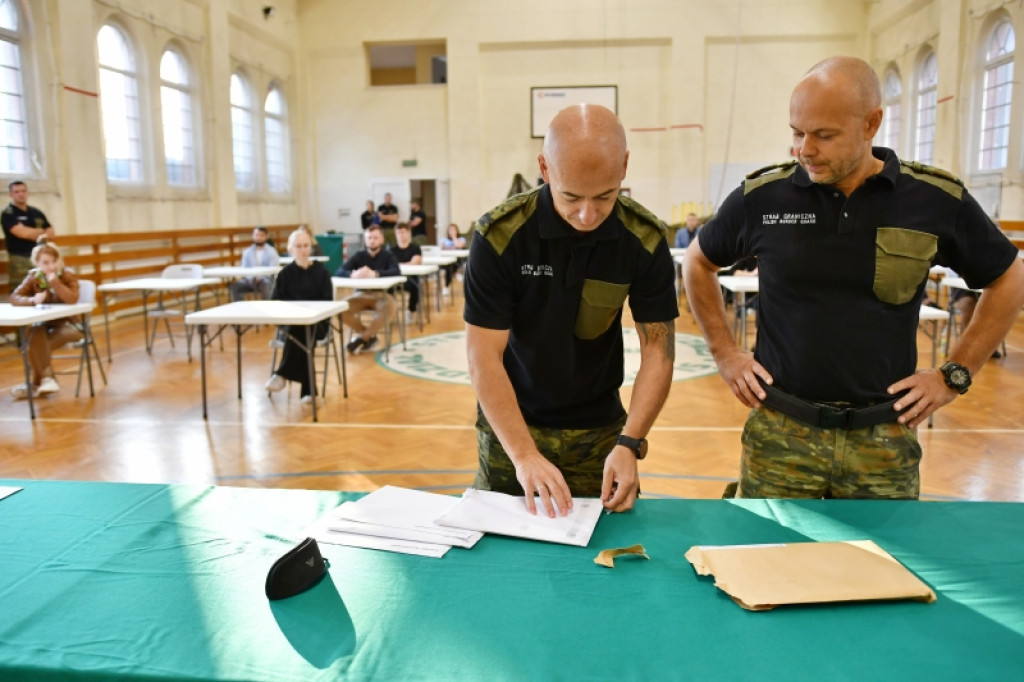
xmin=530 ymin=85 xmax=618 ymax=138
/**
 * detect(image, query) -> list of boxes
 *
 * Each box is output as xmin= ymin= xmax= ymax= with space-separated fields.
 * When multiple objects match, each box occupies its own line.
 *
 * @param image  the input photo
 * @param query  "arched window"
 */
xmin=160 ymin=48 xmax=195 ymax=186
xmin=879 ymin=68 xmax=902 ymax=153
xmin=97 ymin=24 xmax=143 ymax=182
xmin=264 ymin=85 xmax=289 ymax=193
xmin=914 ymin=52 xmax=938 ymax=164
xmin=978 ymin=21 xmax=1015 ymax=172
xmin=0 ymin=0 xmax=28 ymax=175
xmin=230 ymin=72 xmax=254 ymax=191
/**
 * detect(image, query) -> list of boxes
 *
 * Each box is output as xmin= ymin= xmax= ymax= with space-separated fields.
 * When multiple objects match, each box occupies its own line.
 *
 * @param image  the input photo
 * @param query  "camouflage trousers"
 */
xmin=739 ymin=406 xmax=922 ymax=499
xmin=474 ymin=412 xmax=627 ymax=498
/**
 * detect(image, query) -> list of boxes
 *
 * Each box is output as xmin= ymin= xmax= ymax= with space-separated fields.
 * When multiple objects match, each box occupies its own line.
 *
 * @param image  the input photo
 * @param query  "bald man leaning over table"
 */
xmin=464 ymin=103 xmax=678 ymax=517
xmin=684 ymin=56 xmax=1024 ymax=501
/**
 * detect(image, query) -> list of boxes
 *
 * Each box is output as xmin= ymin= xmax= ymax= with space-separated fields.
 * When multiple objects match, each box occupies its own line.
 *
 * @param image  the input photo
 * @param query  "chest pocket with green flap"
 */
xmin=575 ymin=279 xmax=630 ymax=340
xmin=873 ymin=227 xmax=938 ymax=305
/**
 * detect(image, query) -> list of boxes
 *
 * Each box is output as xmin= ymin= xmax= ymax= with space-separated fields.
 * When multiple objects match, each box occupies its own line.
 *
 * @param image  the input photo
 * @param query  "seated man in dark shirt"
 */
xmin=335 ymin=225 xmax=400 ymax=355
xmin=389 ymin=222 xmax=422 ymax=324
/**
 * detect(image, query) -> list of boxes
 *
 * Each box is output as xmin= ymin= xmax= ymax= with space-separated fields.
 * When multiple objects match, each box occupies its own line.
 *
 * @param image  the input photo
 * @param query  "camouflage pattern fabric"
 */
xmin=474 ymin=412 xmax=627 ymax=498
xmin=739 ymin=406 xmax=922 ymax=499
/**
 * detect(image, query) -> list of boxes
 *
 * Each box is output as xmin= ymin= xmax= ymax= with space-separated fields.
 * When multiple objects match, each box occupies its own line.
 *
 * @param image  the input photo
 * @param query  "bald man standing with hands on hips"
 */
xmin=684 ymin=56 xmax=1024 ymax=500
xmin=463 ymin=104 xmax=678 ymax=516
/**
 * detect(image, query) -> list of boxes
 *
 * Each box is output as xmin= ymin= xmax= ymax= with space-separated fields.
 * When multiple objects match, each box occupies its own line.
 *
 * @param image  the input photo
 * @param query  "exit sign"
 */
xmin=402 ymin=159 xmax=418 ymax=167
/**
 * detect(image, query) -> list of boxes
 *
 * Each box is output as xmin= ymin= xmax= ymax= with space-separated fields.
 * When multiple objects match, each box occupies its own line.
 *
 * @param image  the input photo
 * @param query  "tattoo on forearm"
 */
xmin=637 ymin=321 xmax=675 ymax=361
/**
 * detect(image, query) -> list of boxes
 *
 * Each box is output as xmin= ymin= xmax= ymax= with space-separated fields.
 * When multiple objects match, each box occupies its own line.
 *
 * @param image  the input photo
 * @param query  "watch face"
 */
xmin=950 ymin=367 xmax=969 ymax=386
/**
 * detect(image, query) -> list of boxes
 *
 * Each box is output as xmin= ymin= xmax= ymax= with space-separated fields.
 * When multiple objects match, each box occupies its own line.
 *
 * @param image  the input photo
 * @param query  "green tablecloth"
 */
xmin=1 ymin=480 xmax=1021 ymax=680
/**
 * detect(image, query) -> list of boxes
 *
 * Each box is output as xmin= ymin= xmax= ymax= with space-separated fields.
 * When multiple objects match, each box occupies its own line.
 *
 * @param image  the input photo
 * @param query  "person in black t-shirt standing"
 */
xmin=2 ymin=181 xmax=55 ymax=296
xmin=464 ymin=104 xmax=678 ymax=516
xmin=376 ymin=193 xmax=399 ymax=247
xmin=408 ymin=200 xmax=427 ymax=246
xmin=684 ymin=56 xmax=1024 ymax=500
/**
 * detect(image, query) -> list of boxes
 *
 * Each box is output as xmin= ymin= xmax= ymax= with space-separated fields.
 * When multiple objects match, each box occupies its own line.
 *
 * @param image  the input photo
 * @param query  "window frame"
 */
xmin=158 ymin=44 xmax=198 ymax=188
xmin=976 ymin=19 xmax=1015 ymax=174
xmin=97 ymin=22 xmax=146 ymax=185
xmin=230 ymin=70 xmax=257 ymax=193
xmin=263 ymin=83 xmax=290 ymax=194
xmin=0 ymin=0 xmax=38 ymax=181
xmin=879 ymin=66 xmax=902 ymax=155
xmin=913 ymin=50 xmax=938 ymax=165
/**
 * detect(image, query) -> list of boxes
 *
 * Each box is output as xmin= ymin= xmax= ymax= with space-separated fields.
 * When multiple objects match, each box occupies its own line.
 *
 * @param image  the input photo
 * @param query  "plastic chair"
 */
xmin=268 ymin=325 xmax=343 ymax=399
xmin=149 ymin=263 xmax=204 ymax=353
xmin=52 ymin=279 xmax=108 ymax=397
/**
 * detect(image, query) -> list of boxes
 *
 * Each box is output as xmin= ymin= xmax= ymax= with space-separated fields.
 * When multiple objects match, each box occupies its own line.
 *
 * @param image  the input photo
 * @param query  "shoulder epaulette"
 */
xmin=899 ymin=160 xmax=964 ymax=199
xmin=615 ymin=195 xmax=668 ymax=255
xmin=472 ymin=188 xmax=540 ymax=256
xmin=743 ymin=161 xmax=798 ymax=195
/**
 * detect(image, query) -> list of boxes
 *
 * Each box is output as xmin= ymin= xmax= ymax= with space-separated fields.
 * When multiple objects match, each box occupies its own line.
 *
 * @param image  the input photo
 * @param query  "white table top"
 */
xmin=669 ymin=248 xmax=687 ymax=258
xmin=440 ymin=248 xmax=470 ymax=258
xmin=332 ymin=276 xmax=407 ymax=291
xmin=0 ymin=302 xmax=95 ymax=326
xmin=918 ymin=304 xmax=951 ymax=322
xmin=97 ymin=277 xmax=222 ymax=292
xmin=185 ymin=300 xmax=349 ymax=326
xmin=399 ymin=263 xmax=440 ymax=276
xmin=421 ymin=255 xmax=457 ymax=266
xmin=279 ymin=256 xmax=329 ymax=265
xmin=203 ymin=266 xmax=281 ymax=279
xmin=717 ymin=275 xmax=760 ymax=293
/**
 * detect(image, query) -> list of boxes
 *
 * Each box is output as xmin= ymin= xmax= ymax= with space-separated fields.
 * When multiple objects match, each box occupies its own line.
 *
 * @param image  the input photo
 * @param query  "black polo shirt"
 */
xmin=464 ymin=185 xmax=678 ymax=429
xmin=699 ymin=147 xmax=1018 ymax=404
xmin=377 ymin=203 xmax=399 ymax=227
xmin=1 ymin=204 xmax=51 ymax=257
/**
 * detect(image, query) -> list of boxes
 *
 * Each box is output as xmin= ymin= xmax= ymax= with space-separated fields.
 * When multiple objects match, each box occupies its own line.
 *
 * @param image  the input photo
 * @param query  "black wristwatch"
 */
xmin=940 ymin=361 xmax=972 ymax=395
xmin=616 ymin=434 xmax=648 ymax=460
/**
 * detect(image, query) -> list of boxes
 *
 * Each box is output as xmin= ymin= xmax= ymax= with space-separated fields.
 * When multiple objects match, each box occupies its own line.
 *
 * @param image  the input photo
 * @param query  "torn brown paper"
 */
xmin=685 ymin=540 xmax=936 ymax=611
xmin=594 ymin=544 xmax=649 ymax=568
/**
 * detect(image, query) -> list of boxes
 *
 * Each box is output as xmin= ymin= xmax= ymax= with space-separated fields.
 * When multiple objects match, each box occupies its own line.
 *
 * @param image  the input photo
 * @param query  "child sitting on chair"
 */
xmin=9 ymin=240 xmax=81 ymax=399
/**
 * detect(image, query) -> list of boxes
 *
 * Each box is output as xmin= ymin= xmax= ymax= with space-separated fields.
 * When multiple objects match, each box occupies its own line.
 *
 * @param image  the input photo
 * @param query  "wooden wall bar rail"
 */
xmin=0 ymin=225 xmax=299 ymax=309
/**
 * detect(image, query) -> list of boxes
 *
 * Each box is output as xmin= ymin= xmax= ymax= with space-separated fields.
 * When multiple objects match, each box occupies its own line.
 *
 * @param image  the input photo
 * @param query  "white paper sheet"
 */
xmin=301 ymin=486 xmax=485 ymax=559
xmin=0 ymin=486 xmax=23 ymax=501
xmin=434 ymin=489 xmax=604 ymax=547
xmin=308 ymin=524 xmax=450 ymax=558
xmin=334 ymin=487 xmax=483 ymax=546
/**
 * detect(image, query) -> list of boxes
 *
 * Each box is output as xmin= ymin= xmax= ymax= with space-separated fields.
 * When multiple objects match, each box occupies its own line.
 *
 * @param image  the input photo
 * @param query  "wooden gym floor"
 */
xmin=2 ymin=284 xmax=1023 ymax=502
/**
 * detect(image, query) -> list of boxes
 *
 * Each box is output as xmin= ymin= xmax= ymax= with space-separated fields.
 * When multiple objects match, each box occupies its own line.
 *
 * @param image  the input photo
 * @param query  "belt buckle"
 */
xmin=818 ymin=404 xmax=854 ymax=429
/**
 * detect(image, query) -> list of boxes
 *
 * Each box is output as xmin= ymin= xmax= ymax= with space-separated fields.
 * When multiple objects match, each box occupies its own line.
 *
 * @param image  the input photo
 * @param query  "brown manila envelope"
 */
xmin=685 ymin=540 xmax=937 ymax=611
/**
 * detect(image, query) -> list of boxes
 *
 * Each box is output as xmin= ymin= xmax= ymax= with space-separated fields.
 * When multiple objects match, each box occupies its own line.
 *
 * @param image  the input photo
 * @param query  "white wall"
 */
xmin=298 ymin=0 xmax=869 ymax=230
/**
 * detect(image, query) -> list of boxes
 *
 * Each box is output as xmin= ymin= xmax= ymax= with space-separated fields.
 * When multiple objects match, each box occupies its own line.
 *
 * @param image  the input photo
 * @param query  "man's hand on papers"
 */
xmin=601 ymin=446 xmax=639 ymax=512
xmin=515 ymin=453 xmax=573 ymax=518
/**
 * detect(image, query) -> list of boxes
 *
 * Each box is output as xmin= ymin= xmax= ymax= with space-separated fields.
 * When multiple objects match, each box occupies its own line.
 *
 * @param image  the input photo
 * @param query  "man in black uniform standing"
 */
xmin=464 ymin=104 xmax=678 ymax=516
xmin=2 ymin=181 xmax=55 ymax=295
xmin=684 ymin=56 xmax=1024 ymax=500
xmin=408 ymin=200 xmax=428 ymax=246
xmin=376 ymin=193 xmax=399 ymax=247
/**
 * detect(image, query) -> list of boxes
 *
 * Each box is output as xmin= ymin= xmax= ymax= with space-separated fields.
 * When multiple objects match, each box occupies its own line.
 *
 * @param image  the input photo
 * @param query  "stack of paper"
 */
xmin=435 ymin=489 xmax=604 ymax=547
xmin=306 ymin=486 xmax=483 ymax=558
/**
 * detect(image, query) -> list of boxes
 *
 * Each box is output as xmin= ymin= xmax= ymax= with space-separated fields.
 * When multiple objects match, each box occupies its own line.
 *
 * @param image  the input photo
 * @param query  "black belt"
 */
xmin=757 ymin=379 xmax=903 ymax=430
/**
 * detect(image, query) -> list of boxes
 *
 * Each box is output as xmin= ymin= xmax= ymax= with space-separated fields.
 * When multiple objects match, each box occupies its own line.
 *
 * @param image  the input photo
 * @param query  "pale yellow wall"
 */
xmin=19 ymin=0 xmax=1024 ymax=243
xmin=298 ymin=0 xmax=869 ymax=233
xmin=8 ymin=0 xmax=303 ymax=236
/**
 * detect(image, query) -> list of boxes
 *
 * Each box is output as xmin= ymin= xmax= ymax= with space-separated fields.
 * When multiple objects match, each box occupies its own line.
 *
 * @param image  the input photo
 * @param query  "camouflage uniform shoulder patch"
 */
xmin=743 ymin=161 xmax=798 ymax=195
xmin=472 ymin=188 xmax=540 ymax=256
xmin=615 ymin=195 xmax=668 ymax=255
xmin=899 ymin=160 xmax=964 ymax=200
